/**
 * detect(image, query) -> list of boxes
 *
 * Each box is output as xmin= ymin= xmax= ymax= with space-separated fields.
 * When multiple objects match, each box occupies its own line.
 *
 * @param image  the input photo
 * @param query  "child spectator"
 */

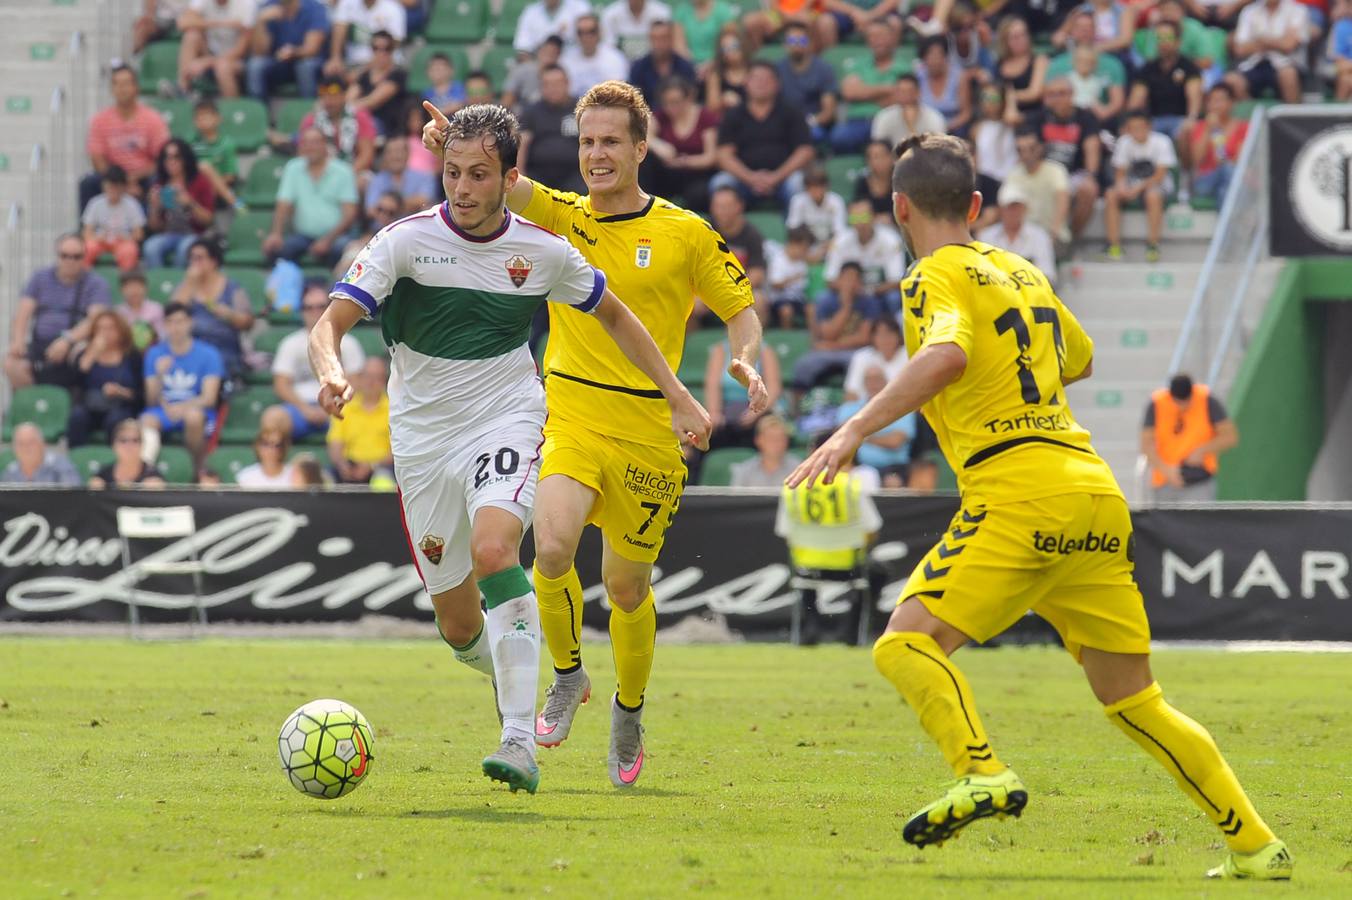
xmin=767 ymin=226 xmax=812 ymax=328
xmin=140 ymin=301 xmax=224 ymax=469
xmin=785 ymin=166 xmax=846 ymax=263
xmin=403 ymin=100 xmax=441 ymax=177
xmin=114 ymin=270 xmax=164 ymax=352
xmin=422 ymin=51 xmax=466 ymax=113
xmin=190 ymin=99 xmax=241 ymax=207
xmin=81 ymin=166 xmax=146 ymax=272
xmin=1105 ymin=111 xmax=1177 ymax=263
xmin=1188 ymin=83 xmax=1248 ymax=205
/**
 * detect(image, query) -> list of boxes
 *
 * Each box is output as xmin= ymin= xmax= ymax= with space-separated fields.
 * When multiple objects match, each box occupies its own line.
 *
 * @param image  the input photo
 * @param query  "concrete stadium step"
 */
xmin=1060 ymin=289 xmax=1192 ymax=319
xmin=1074 ymin=319 xmax=1184 ymax=354
xmin=1062 ymin=262 xmax=1202 ymax=296
xmin=1080 ymin=206 xmax=1218 ymax=244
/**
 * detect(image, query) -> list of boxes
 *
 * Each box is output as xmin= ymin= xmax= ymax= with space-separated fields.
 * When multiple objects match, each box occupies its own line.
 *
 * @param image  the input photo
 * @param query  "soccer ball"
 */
xmin=277 ymin=699 xmax=375 ymax=799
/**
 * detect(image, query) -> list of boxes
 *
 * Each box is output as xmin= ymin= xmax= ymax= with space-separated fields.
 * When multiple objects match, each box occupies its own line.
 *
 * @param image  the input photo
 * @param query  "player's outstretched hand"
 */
xmin=671 ymin=392 xmax=713 ymax=452
xmin=785 ymin=422 xmax=862 ymax=488
xmin=421 ymin=101 xmax=450 ymax=157
xmin=728 ymin=358 xmax=769 ymax=415
xmin=318 ymin=377 xmax=355 ymax=420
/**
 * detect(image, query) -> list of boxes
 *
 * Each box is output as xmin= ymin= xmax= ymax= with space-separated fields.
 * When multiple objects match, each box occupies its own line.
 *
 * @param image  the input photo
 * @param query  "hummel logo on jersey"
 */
xmin=1032 ymin=531 xmax=1122 ymax=555
xmin=505 ymin=254 xmax=533 ymax=287
xmin=635 ymin=238 xmax=652 ymax=268
xmin=419 ymin=533 xmax=445 ymax=565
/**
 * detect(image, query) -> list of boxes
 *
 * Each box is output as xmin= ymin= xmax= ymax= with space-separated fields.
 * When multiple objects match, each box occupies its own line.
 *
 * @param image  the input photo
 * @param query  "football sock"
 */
xmin=533 ymin=563 xmax=585 ymax=673
xmin=609 ymin=590 xmax=656 ymax=710
xmin=1106 ymin=682 xmax=1276 ymax=854
xmin=439 ymin=617 xmax=494 ymax=678
xmin=482 ymin=566 xmax=541 ymax=751
xmin=873 ymin=631 xmax=1006 ymax=777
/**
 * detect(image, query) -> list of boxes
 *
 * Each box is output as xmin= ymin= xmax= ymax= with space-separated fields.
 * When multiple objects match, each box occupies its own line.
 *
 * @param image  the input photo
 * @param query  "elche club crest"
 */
xmin=635 ymin=238 xmax=652 ymax=269
xmin=1288 ymin=123 xmax=1352 ymax=252
xmin=505 ymin=254 xmax=533 ymax=287
xmin=419 ymin=533 xmax=445 ymax=565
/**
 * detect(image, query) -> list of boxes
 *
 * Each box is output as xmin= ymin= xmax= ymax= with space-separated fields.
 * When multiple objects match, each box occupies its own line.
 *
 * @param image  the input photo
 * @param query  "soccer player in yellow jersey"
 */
xmin=422 ymin=84 xmax=767 ymax=788
xmin=790 ymin=134 xmax=1291 ymax=880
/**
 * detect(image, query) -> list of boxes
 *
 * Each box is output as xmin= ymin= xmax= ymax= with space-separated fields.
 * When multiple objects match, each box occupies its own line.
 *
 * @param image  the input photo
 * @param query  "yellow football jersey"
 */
xmin=901 ymin=241 xmax=1120 ymax=505
xmin=519 ymin=181 xmax=755 ymax=447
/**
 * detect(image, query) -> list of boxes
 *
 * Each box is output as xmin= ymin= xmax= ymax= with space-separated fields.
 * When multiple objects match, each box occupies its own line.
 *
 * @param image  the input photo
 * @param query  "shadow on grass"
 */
xmin=543 ymin=786 xmax=691 ymax=798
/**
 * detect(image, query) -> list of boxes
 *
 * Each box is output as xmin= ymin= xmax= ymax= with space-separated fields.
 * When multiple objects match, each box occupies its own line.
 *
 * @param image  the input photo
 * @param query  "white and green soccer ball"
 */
xmin=278 ymin=699 xmax=375 ymax=799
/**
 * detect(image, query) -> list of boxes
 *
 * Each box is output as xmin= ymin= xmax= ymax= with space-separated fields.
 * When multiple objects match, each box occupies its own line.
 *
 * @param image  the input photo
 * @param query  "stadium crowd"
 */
xmin=5 ymin=0 xmax=1337 ymax=489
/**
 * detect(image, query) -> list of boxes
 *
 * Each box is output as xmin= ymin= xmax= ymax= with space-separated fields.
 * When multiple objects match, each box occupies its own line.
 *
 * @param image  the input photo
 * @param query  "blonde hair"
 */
xmin=996 ymin=16 xmax=1028 ymax=59
xmin=574 ymin=80 xmax=650 ymax=145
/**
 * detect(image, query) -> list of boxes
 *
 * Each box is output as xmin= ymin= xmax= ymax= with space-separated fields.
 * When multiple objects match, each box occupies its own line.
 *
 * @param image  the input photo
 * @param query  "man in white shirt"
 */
xmin=178 ymin=0 xmax=258 ymax=97
xmin=514 ymin=0 xmax=592 ymax=56
xmin=823 ymin=199 xmax=905 ymax=320
xmin=1004 ymin=127 xmax=1071 ymax=248
xmin=600 ymin=0 xmax=671 ymax=60
xmin=871 ymin=73 xmax=946 ymax=152
xmin=1225 ymin=0 xmax=1308 ymax=104
xmin=976 ymin=182 xmax=1057 ymax=285
xmin=560 ymin=13 xmax=631 ymax=94
xmin=843 ymin=316 xmax=906 ymax=401
xmin=328 ymin=0 xmax=407 ymax=70
xmin=263 ymin=283 xmax=365 ymax=440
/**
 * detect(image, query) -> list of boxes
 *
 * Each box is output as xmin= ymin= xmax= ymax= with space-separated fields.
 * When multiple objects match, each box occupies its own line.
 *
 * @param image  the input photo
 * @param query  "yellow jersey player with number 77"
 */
xmin=423 ymin=83 xmax=767 ymax=788
xmin=788 ymin=134 xmax=1290 ymax=880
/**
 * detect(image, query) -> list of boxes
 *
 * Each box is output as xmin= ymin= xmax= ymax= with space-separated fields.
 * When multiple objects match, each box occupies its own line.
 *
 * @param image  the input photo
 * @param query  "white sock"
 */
xmin=445 ymin=619 xmax=495 ymax=677
xmin=141 ymin=425 xmax=160 ymax=466
xmin=486 ymin=593 xmax=541 ymax=753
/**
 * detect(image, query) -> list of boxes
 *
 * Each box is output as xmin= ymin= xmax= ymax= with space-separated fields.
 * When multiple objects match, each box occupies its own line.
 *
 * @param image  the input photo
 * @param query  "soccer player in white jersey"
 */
xmin=309 ymin=105 xmax=711 ymax=795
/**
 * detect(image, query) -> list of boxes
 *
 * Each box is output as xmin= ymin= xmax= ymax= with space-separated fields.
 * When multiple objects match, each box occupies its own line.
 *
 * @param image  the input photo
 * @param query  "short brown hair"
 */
xmin=893 ymin=133 xmax=975 ymax=223
xmin=574 ymin=80 xmax=650 ymax=144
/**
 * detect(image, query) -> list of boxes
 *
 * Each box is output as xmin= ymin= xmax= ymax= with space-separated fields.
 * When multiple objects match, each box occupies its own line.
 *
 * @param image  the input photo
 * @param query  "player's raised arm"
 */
xmin=308 ymin=297 xmax=365 ymax=419
xmin=590 ymin=289 xmax=713 ymax=450
xmin=725 ymin=307 xmax=769 ymax=415
xmin=422 ymin=100 xmax=535 ymax=212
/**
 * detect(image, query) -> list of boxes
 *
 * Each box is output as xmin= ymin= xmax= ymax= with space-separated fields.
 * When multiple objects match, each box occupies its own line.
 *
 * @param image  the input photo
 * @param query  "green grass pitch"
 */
xmin=2 ymin=639 xmax=1349 ymax=898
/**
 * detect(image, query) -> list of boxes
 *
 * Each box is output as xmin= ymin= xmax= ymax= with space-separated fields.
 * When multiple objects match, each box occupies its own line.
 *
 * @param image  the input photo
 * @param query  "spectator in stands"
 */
xmin=853 ymin=139 xmax=896 ymax=220
xmin=601 ymin=0 xmax=672 ymax=59
xmin=177 ymin=0 xmax=256 ymax=98
xmin=190 ymin=100 xmax=242 ymax=208
xmin=140 ymin=301 xmax=224 ymax=469
xmin=644 ymin=76 xmax=719 ymax=211
xmin=629 ymin=21 xmax=698 ymax=106
xmin=1049 ymin=12 xmax=1127 ymax=105
xmin=995 ymin=16 xmax=1048 ymax=116
xmin=137 ymin=0 xmax=192 ymax=53
xmin=704 ymin=338 xmax=784 ymax=449
xmin=0 ymin=423 xmax=82 ymax=486
xmin=171 ymin=238 xmax=255 ymax=381
xmin=264 ymin=285 xmax=365 ymax=440
xmin=1005 ymin=128 xmax=1071 ymax=251
xmin=832 ymin=20 xmax=909 ymax=153
xmin=786 ymin=166 xmax=846 ymax=263
xmin=402 ymin=100 xmax=441 ymax=179
xmin=337 ymin=190 xmax=400 ymax=276
xmin=970 ymin=83 xmax=1018 ymax=228
xmin=300 ymin=75 xmax=378 ymax=175
xmin=198 ymin=466 xmax=224 ymax=486
xmin=767 ymin=226 xmax=812 ymax=328
xmin=246 ymin=0 xmax=329 ymax=100
xmin=1141 ymin=373 xmax=1238 ymax=501
xmin=1226 ymin=0 xmax=1308 ymax=104
xmin=78 ymin=65 xmax=170 ymax=213
xmin=945 ymin=2 xmax=995 ymax=76
xmin=5 ymin=235 xmax=111 ymax=390
xmin=842 ymin=315 xmax=906 ymax=402
xmin=1053 ymin=0 xmax=1136 ymax=55
xmin=1129 ymin=19 xmax=1203 ymax=151
xmin=464 ymin=70 xmax=497 ymax=105
xmin=819 ymin=200 xmax=903 ymax=319
xmin=872 ymin=73 xmax=946 ymax=152
xmin=365 ymin=139 xmax=436 ymax=217
xmin=673 ymin=0 xmax=741 ymax=68
xmin=711 ymin=62 xmax=814 ymax=209
xmin=1183 ymin=0 xmax=1251 ymax=30
xmin=1333 ymin=0 xmax=1352 ymax=100
xmin=68 ymin=311 xmax=143 ymax=448
xmin=348 ymin=31 xmax=410 ymax=138
xmin=791 ymin=260 xmax=876 ymax=403
xmin=836 ymin=364 xmax=915 ymax=487
xmin=774 ymin=21 xmax=839 ymax=144
xmin=144 ymin=139 xmax=217 ymax=269
xmin=915 ymin=34 xmax=972 ymax=135
xmin=1027 ymin=78 xmax=1101 ymax=242
xmin=263 ymin=126 xmax=360 ymax=267
xmin=88 ymin=419 xmax=167 ymax=488
xmin=1136 ymin=0 xmax=1215 ymax=69
xmin=814 ymin=0 xmax=904 ymax=49
xmin=1188 ymin=83 xmax=1248 ymax=205
xmin=422 ymin=52 xmax=466 ymax=114
xmin=236 ymin=426 xmax=296 ymax=488
xmin=977 ymin=182 xmax=1057 ymax=281
xmin=327 ymin=356 xmax=392 ymax=483
xmin=518 ymin=66 xmax=586 ymax=194
xmin=561 ymin=13 xmax=631 ymax=94
xmin=115 ymin=270 xmax=165 ymax=351
xmin=327 ymin=0 xmax=406 ymax=73
xmin=704 ymin=24 xmax=752 ymax=113
xmin=514 ymin=0 xmax=592 ymax=56
xmin=729 ymin=414 xmax=801 ymax=488
xmin=1105 ymin=111 xmax=1177 ymax=263
xmin=708 ymin=186 xmax=767 ymax=298
xmin=501 ymin=36 xmax=563 ymax=111
xmin=290 ymin=452 xmax=327 ymax=487
xmin=81 ymin=166 xmax=146 ymax=273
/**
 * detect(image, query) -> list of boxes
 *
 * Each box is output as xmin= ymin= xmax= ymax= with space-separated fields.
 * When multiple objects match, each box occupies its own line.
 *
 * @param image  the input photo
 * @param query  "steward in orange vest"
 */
xmin=1141 ymin=374 xmax=1238 ymax=491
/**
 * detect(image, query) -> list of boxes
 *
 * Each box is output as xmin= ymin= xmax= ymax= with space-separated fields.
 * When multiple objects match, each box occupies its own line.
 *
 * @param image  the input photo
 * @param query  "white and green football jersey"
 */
xmin=332 ymin=204 xmax=605 ymax=460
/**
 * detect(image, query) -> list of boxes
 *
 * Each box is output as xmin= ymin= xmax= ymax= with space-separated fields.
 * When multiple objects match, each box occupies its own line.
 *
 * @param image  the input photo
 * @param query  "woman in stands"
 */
xmin=705 ymin=24 xmax=752 ymax=113
xmin=170 ymin=238 xmax=254 ymax=385
xmin=68 ymin=310 xmax=142 ymax=448
xmin=143 ymin=139 xmax=216 ymax=268
xmin=644 ymin=77 xmax=721 ymax=212
xmin=88 ymin=418 xmax=166 ymax=489
xmin=995 ymin=17 xmax=1048 ymax=116
xmin=235 ymin=426 xmax=295 ymax=489
xmin=853 ymin=139 xmax=896 ymax=223
xmin=348 ymin=31 xmax=409 ymax=139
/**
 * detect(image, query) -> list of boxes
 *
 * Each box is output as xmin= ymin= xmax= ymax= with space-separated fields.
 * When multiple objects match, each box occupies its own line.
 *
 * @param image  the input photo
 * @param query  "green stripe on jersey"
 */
xmin=381 ymin=280 xmax=549 ymax=360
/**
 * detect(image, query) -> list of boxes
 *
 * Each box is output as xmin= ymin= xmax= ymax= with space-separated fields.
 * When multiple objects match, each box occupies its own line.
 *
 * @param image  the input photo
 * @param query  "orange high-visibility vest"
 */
xmin=1150 ymin=384 xmax=1218 ymax=487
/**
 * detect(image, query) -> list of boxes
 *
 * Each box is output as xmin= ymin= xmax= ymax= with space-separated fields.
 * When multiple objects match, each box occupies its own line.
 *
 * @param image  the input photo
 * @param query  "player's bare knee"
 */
xmin=533 ymin=533 xmax=576 ymax=579
xmin=470 ymin=537 xmax=518 ymax=578
xmin=604 ymin=572 xmax=649 ymax=612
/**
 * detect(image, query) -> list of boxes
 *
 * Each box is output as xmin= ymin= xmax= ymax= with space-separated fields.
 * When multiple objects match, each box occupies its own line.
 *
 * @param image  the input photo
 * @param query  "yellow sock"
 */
xmin=1106 ymin=682 xmax=1277 ymax=854
xmin=873 ymin=631 xmax=1005 ymax=777
xmin=532 ymin=563 xmax=584 ymax=673
xmin=609 ymin=590 xmax=656 ymax=709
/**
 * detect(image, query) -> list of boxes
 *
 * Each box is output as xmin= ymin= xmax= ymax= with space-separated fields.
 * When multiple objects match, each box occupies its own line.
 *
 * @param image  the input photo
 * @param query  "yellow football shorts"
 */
xmin=538 ymin=419 xmax=687 ymax=564
xmin=898 ymin=492 xmax=1151 ymax=660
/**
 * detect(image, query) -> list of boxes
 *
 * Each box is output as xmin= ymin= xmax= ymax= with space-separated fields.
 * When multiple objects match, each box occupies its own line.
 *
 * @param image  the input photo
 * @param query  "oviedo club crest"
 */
xmin=419 ymin=534 xmax=445 ymax=565
xmin=505 ymin=254 xmax=533 ymax=287
xmin=635 ymin=238 xmax=652 ymax=269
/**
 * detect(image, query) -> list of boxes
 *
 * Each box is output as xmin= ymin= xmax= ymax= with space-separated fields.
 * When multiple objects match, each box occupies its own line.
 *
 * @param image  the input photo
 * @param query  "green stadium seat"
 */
xmin=825 ymin=154 xmax=865 ymax=199
xmin=69 ymin=445 xmax=115 ymax=480
xmin=273 ymin=98 xmax=314 ymax=137
xmin=225 ymin=210 xmax=273 ymax=265
xmin=351 ymin=325 xmax=389 ymax=358
xmin=496 ymin=0 xmax=533 ymax=43
xmin=94 ymin=265 xmax=123 ymax=301
xmin=4 ymin=385 xmax=72 ymax=442
xmin=220 ymin=385 xmax=279 ymax=443
xmin=224 ymin=266 xmax=269 ymax=314
xmin=217 ymin=98 xmax=269 ymax=153
xmin=699 ymin=447 xmax=757 ymax=487
xmin=764 ymin=328 xmax=812 ymax=373
xmin=482 ymin=44 xmax=518 ymax=90
xmin=407 ymin=44 xmax=473 ymax=92
xmin=425 ymin=0 xmax=489 ymax=43
xmin=239 ymin=154 xmax=287 ymax=207
xmin=146 ymin=97 xmax=194 ymax=140
xmin=138 ymin=41 xmax=182 ymax=92
xmin=253 ymin=325 xmax=292 ymax=356
xmin=746 ymin=210 xmax=787 ymax=244
xmin=206 ymin=444 xmax=257 ymax=483
xmin=154 ymin=445 xmax=196 ymax=483
xmin=0 ymin=448 xmax=14 ymax=473
xmin=756 ymin=45 xmax=788 ymax=64
xmin=143 ymin=267 xmax=182 ymax=303
xmin=677 ymin=329 xmax=724 ymax=385
xmin=823 ymin=45 xmax=873 ymax=80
